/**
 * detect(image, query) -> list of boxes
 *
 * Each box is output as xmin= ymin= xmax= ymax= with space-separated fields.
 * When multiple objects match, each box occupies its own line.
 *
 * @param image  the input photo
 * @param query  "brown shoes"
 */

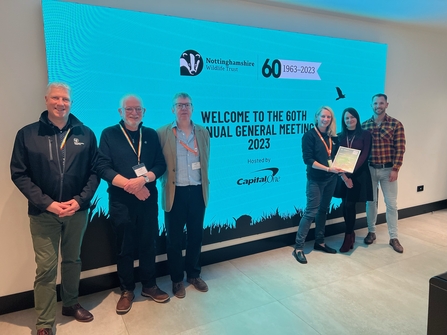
xmin=187 ymin=277 xmax=209 ymax=292
xmin=172 ymin=281 xmax=186 ymax=298
xmin=61 ymin=303 xmax=93 ymax=322
xmin=172 ymin=278 xmax=208 ymax=298
xmin=390 ymin=238 xmax=404 ymax=253
xmin=364 ymin=232 xmax=377 ymax=244
xmin=117 ymin=286 xmax=170 ymax=313
xmin=141 ymin=285 xmax=170 ymax=303
xmin=364 ymin=233 xmax=403 ymax=253
xmin=116 ymin=290 xmax=134 ymax=314
xmin=37 ymin=329 xmax=53 ymax=335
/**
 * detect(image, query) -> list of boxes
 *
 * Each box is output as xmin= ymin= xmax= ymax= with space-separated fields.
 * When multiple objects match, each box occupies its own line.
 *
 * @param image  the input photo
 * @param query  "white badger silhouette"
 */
xmin=180 ymin=52 xmax=201 ymax=75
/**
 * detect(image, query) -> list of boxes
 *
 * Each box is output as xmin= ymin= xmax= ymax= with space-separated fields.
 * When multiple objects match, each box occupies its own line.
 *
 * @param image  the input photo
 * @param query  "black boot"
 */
xmin=339 ymin=233 xmax=353 ymax=253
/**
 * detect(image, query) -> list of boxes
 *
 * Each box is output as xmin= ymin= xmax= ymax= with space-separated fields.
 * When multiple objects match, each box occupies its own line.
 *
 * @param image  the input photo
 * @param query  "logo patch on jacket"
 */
xmin=73 ymin=138 xmax=84 ymax=145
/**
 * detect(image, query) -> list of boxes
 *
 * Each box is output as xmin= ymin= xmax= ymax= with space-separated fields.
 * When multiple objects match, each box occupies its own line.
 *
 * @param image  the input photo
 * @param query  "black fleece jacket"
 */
xmin=10 ymin=111 xmax=100 ymax=215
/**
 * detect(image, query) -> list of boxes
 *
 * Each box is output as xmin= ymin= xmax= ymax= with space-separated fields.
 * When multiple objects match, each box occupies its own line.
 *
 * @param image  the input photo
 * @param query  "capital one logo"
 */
xmin=180 ymin=50 xmax=203 ymax=76
xmin=236 ymin=168 xmax=281 ymax=186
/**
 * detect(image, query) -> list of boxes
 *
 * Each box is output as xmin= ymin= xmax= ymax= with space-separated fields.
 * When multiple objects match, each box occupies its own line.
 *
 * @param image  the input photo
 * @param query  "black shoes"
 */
xmin=293 ymin=244 xmax=336 ymax=263
xmin=292 ymin=249 xmax=307 ymax=264
xmin=314 ymin=243 xmax=337 ymax=254
xmin=364 ymin=232 xmax=377 ymax=244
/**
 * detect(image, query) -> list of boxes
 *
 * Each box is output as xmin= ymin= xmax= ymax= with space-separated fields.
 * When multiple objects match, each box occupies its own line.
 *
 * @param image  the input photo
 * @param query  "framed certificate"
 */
xmin=332 ymin=146 xmax=361 ymax=173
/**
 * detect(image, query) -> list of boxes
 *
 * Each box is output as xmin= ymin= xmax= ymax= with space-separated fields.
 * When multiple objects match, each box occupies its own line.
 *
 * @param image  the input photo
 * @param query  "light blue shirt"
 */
xmin=173 ymin=121 xmax=201 ymax=186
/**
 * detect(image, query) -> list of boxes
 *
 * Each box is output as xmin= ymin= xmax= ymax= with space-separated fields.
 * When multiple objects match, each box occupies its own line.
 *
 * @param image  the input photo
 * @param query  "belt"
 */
xmin=176 ymin=184 xmax=201 ymax=188
xmin=369 ymin=162 xmax=393 ymax=169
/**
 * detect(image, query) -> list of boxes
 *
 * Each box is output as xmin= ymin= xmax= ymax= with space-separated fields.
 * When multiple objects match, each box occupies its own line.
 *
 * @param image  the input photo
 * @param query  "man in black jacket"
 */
xmin=10 ymin=83 xmax=99 ymax=335
xmin=95 ymin=94 xmax=168 ymax=315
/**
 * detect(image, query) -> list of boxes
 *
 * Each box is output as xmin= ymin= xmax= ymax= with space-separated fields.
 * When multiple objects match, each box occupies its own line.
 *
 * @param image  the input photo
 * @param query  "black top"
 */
xmin=302 ymin=127 xmax=339 ymax=181
xmin=334 ymin=129 xmax=373 ymax=202
xmin=96 ymin=120 xmax=166 ymax=201
xmin=10 ymin=111 xmax=99 ymax=215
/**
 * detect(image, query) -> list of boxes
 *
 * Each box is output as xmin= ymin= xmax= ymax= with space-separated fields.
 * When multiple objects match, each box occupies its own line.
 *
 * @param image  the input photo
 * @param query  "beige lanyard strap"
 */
xmin=119 ymin=124 xmax=142 ymax=164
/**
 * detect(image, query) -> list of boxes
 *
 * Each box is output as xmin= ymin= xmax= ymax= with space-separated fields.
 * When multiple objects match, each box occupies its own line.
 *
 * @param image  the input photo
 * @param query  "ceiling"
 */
xmin=244 ymin=0 xmax=447 ymax=30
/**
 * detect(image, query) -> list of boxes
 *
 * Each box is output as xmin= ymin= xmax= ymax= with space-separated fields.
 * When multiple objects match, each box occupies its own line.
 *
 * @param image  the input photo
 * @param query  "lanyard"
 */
xmin=314 ymin=127 xmax=332 ymax=158
xmin=119 ymin=124 xmax=142 ymax=164
xmin=59 ymin=128 xmax=71 ymax=150
xmin=346 ymin=135 xmax=356 ymax=148
xmin=173 ymin=127 xmax=198 ymax=156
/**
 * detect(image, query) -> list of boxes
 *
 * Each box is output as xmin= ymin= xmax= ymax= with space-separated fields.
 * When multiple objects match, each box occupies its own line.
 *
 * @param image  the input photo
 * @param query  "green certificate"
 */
xmin=332 ymin=146 xmax=361 ymax=173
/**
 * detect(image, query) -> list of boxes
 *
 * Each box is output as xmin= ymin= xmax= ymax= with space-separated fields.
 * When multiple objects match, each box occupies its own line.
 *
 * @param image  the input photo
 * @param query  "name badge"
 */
xmin=327 ymin=159 xmax=332 ymax=167
xmin=192 ymin=162 xmax=201 ymax=170
xmin=132 ymin=163 xmax=148 ymax=177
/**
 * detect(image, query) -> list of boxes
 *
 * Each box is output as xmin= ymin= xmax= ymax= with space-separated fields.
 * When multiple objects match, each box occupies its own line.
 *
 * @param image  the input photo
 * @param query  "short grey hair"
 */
xmin=120 ymin=94 xmax=144 ymax=108
xmin=46 ymin=82 xmax=71 ymax=96
xmin=172 ymin=92 xmax=193 ymax=105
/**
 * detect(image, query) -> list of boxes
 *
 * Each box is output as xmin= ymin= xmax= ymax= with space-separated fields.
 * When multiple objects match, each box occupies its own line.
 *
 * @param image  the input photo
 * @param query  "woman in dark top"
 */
xmin=335 ymin=107 xmax=373 ymax=252
xmin=292 ymin=106 xmax=343 ymax=264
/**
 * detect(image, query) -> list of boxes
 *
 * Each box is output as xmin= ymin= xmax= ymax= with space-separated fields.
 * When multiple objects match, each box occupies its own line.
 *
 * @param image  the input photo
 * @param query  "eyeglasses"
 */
xmin=124 ymin=107 xmax=144 ymax=113
xmin=174 ymin=103 xmax=192 ymax=109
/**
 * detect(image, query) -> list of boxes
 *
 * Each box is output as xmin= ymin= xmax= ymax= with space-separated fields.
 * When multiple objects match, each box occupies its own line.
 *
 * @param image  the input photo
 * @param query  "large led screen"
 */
xmin=42 ymin=0 xmax=387 ymax=245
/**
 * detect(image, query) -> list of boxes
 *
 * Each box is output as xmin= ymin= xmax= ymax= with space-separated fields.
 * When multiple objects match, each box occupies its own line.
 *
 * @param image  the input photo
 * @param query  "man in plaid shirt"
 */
xmin=362 ymin=93 xmax=406 ymax=253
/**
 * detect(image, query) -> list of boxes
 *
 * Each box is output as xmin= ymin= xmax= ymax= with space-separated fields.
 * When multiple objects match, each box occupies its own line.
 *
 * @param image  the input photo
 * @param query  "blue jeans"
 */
xmin=29 ymin=210 xmax=88 ymax=329
xmin=366 ymin=166 xmax=398 ymax=239
xmin=294 ymin=176 xmax=337 ymax=250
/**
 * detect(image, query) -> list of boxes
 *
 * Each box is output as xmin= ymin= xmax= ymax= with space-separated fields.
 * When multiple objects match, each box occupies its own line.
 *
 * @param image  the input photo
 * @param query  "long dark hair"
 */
xmin=340 ymin=107 xmax=362 ymax=137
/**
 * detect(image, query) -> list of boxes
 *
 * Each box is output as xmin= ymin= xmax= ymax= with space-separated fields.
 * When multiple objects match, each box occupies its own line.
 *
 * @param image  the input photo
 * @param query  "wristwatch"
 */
xmin=142 ymin=175 xmax=150 ymax=183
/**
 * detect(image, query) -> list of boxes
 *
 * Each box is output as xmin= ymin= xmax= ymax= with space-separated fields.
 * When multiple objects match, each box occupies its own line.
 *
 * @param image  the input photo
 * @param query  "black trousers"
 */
xmin=110 ymin=196 xmax=158 ymax=291
xmin=165 ymin=185 xmax=205 ymax=283
xmin=342 ymin=199 xmax=357 ymax=234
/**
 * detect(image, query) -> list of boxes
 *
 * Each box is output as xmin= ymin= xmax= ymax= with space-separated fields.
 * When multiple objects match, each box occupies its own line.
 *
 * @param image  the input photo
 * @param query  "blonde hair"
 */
xmin=314 ymin=106 xmax=337 ymax=137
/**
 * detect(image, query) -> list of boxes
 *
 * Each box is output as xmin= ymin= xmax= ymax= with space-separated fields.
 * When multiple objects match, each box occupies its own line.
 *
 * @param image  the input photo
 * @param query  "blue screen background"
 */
xmin=42 ymin=0 xmax=387 ymax=231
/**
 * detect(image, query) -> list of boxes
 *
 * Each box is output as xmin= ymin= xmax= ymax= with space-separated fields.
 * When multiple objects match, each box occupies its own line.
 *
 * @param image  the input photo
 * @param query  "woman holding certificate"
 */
xmin=335 ymin=107 xmax=373 ymax=252
xmin=292 ymin=106 xmax=343 ymax=264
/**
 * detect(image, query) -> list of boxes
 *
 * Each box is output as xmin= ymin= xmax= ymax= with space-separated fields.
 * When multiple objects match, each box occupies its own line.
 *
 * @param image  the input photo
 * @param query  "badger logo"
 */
xmin=180 ymin=50 xmax=203 ymax=76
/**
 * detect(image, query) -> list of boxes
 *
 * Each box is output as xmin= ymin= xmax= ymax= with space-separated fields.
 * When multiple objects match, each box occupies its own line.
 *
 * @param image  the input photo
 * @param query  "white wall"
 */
xmin=1 ymin=0 xmax=446 ymax=297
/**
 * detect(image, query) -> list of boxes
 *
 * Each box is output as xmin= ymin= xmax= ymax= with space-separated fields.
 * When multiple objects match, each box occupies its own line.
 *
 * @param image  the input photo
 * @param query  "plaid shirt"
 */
xmin=362 ymin=114 xmax=406 ymax=172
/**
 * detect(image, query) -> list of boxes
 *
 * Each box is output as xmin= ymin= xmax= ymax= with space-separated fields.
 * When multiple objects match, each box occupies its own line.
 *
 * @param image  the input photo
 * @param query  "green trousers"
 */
xmin=29 ymin=210 xmax=88 ymax=329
